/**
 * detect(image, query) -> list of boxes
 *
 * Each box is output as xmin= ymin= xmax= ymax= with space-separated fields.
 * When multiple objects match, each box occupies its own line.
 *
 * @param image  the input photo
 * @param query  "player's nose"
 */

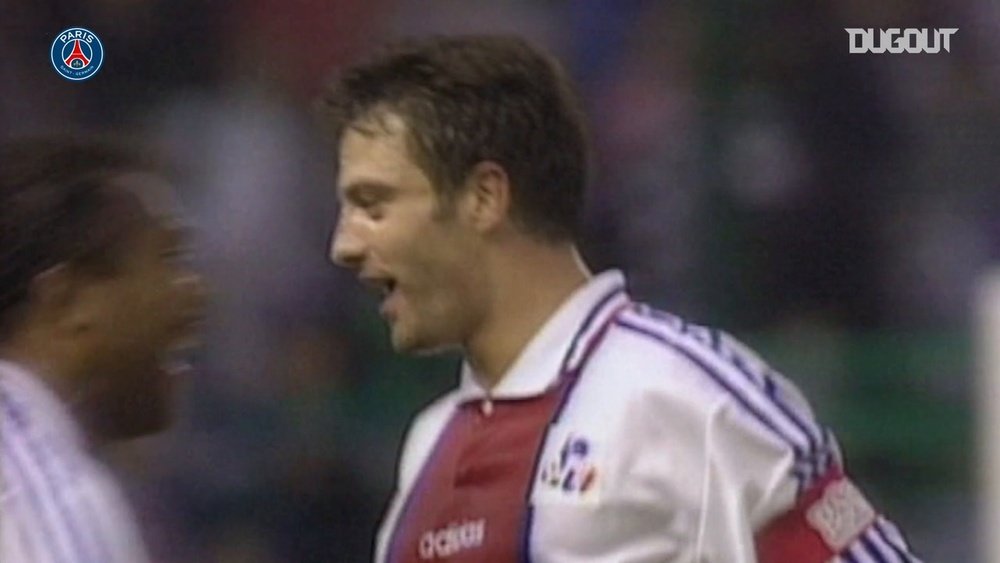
xmin=174 ymin=268 xmax=209 ymax=315
xmin=329 ymin=219 xmax=364 ymax=270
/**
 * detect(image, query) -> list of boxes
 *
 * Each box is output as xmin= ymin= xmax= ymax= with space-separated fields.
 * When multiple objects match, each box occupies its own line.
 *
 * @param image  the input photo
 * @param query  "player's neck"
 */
xmin=0 ymin=328 xmax=87 ymax=409
xmin=2 ymin=329 xmax=112 ymax=449
xmin=464 ymin=243 xmax=589 ymax=388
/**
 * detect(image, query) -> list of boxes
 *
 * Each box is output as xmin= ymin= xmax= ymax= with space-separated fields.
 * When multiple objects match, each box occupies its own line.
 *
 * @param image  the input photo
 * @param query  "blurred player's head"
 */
xmin=321 ymin=35 xmax=590 ymax=353
xmin=0 ymin=137 xmax=206 ymax=441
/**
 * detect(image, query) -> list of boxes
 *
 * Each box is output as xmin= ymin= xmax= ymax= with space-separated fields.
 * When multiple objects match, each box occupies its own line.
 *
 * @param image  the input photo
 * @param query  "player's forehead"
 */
xmin=105 ymin=171 xmax=189 ymax=241
xmin=336 ymin=112 xmax=425 ymax=196
xmin=107 ymin=172 xmax=182 ymax=218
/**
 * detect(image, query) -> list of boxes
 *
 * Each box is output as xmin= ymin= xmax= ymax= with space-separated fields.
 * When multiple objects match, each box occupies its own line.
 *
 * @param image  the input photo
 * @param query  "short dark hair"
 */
xmin=0 ymin=136 xmax=152 ymax=337
xmin=319 ymin=34 xmax=590 ymax=241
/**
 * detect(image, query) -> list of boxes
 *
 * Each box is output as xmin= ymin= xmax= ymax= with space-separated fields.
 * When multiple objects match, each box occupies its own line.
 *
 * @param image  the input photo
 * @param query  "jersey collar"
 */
xmin=457 ymin=270 xmax=629 ymax=401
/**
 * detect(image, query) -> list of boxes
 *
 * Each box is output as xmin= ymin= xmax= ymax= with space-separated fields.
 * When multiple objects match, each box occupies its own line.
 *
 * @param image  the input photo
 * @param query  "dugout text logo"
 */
xmin=846 ymin=28 xmax=957 ymax=54
xmin=50 ymin=27 xmax=104 ymax=81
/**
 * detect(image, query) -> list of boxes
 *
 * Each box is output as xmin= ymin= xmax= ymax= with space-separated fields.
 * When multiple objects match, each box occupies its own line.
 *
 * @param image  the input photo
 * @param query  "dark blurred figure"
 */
xmin=0 ymin=136 xmax=205 ymax=562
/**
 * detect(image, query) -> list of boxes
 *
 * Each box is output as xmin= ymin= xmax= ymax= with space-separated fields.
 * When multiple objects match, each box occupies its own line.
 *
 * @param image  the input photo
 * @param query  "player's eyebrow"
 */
xmin=339 ymin=180 xmax=396 ymax=204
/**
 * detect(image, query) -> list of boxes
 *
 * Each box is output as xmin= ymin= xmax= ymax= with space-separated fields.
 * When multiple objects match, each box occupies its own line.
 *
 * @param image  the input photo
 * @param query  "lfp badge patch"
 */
xmin=50 ymin=27 xmax=104 ymax=81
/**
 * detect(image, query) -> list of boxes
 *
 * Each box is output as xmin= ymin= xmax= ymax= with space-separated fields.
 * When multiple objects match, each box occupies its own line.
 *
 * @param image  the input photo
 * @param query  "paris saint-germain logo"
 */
xmin=50 ymin=27 xmax=104 ymax=81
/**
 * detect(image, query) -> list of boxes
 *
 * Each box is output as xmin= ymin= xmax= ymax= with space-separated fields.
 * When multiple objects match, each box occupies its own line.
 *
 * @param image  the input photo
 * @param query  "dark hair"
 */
xmin=319 ymin=34 xmax=590 ymax=241
xmin=0 ymin=136 xmax=152 ymax=336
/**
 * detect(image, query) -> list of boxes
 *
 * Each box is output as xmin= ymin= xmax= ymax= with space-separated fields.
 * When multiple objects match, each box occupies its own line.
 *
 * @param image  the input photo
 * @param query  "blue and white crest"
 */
xmin=50 ymin=27 xmax=104 ymax=81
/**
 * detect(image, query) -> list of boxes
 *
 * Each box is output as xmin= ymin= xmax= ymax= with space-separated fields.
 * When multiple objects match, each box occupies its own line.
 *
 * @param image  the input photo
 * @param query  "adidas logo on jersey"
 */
xmin=418 ymin=518 xmax=486 ymax=560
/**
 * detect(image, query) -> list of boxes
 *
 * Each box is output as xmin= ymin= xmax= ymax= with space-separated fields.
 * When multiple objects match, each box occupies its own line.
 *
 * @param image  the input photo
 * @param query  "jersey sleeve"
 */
xmin=674 ymin=329 xmax=924 ymax=563
xmin=692 ymin=397 xmax=804 ymax=562
xmin=703 ymin=391 xmax=922 ymax=563
xmin=752 ymin=456 xmax=923 ymax=562
xmin=616 ymin=317 xmax=923 ymax=563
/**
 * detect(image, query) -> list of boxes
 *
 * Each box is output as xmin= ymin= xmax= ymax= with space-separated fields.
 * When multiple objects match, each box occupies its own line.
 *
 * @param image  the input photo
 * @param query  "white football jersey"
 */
xmin=0 ymin=361 xmax=151 ymax=563
xmin=375 ymin=271 xmax=920 ymax=563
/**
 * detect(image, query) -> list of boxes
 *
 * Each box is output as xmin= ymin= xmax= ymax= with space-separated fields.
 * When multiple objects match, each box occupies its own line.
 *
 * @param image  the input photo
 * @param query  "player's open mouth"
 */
xmin=382 ymin=279 xmax=397 ymax=297
xmin=376 ymin=279 xmax=399 ymax=318
xmin=158 ymin=341 xmax=195 ymax=377
xmin=361 ymin=275 xmax=397 ymax=300
xmin=371 ymin=277 xmax=396 ymax=295
xmin=158 ymin=317 xmax=204 ymax=377
xmin=359 ymin=274 xmax=399 ymax=318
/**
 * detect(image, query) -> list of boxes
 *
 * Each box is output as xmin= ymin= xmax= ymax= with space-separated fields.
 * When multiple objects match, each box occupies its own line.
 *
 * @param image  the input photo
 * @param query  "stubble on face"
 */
xmin=336 ymin=113 xmax=485 ymax=356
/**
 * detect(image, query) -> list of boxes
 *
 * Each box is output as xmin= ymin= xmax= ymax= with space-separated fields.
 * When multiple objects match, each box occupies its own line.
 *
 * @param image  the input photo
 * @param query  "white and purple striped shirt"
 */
xmin=0 ymin=360 xmax=150 ymax=563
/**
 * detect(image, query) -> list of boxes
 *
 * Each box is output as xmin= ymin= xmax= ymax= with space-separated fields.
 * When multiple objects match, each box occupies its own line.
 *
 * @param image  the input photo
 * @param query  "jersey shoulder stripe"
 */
xmin=612 ymin=305 xmax=835 ymax=490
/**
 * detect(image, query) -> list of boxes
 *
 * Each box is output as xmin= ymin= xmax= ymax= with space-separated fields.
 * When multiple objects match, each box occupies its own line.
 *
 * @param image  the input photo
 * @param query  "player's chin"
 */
xmin=390 ymin=324 xmax=434 ymax=355
xmin=136 ymin=364 xmax=178 ymax=432
xmin=107 ymin=364 xmax=178 ymax=439
xmin=389 ymin=327 xmax=420 ymax=353
xmin=94 ymin=402 xmax=173 ymax=441
xmin=392 ymin=328 xmax=455 ymax=357
xmin=113 ymin=408 xmax=172 ymax=439
xmin=115 ymin=405 xmax=173 ymax=439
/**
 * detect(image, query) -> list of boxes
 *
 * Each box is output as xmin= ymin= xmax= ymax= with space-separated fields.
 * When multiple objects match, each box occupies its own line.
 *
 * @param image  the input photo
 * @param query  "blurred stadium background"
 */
xmin=3 ymin=0 xmax=999 ymax=561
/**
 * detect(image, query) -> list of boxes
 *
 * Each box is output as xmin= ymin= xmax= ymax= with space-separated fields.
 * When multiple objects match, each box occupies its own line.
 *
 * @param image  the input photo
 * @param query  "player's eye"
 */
xmin=365 ymin=202 xmax=386 ymax=220
xmin=343 ymin=183 xmax=394 ymax=221
xmin=160 ymin=244 xmax=191 ymax=262
xmin=354 ymin=194 xmax=387 ymax=219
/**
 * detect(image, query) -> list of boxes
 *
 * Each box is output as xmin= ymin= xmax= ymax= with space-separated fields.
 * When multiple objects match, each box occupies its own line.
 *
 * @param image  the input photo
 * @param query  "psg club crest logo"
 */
xmin=50 ymin=27 xmax=104 ymax=81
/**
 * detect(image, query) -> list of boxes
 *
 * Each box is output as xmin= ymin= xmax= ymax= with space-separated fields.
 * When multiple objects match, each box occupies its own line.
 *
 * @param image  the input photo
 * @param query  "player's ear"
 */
xmin=460 ymin=160 xmax=511 ymax=234
xmin=30 ymin=263 xmax=99 ymax=336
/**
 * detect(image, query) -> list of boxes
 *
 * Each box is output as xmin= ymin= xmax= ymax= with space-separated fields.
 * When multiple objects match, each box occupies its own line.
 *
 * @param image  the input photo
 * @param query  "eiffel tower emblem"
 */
xmin=64 ymin=39 xmax=91 ymax=69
